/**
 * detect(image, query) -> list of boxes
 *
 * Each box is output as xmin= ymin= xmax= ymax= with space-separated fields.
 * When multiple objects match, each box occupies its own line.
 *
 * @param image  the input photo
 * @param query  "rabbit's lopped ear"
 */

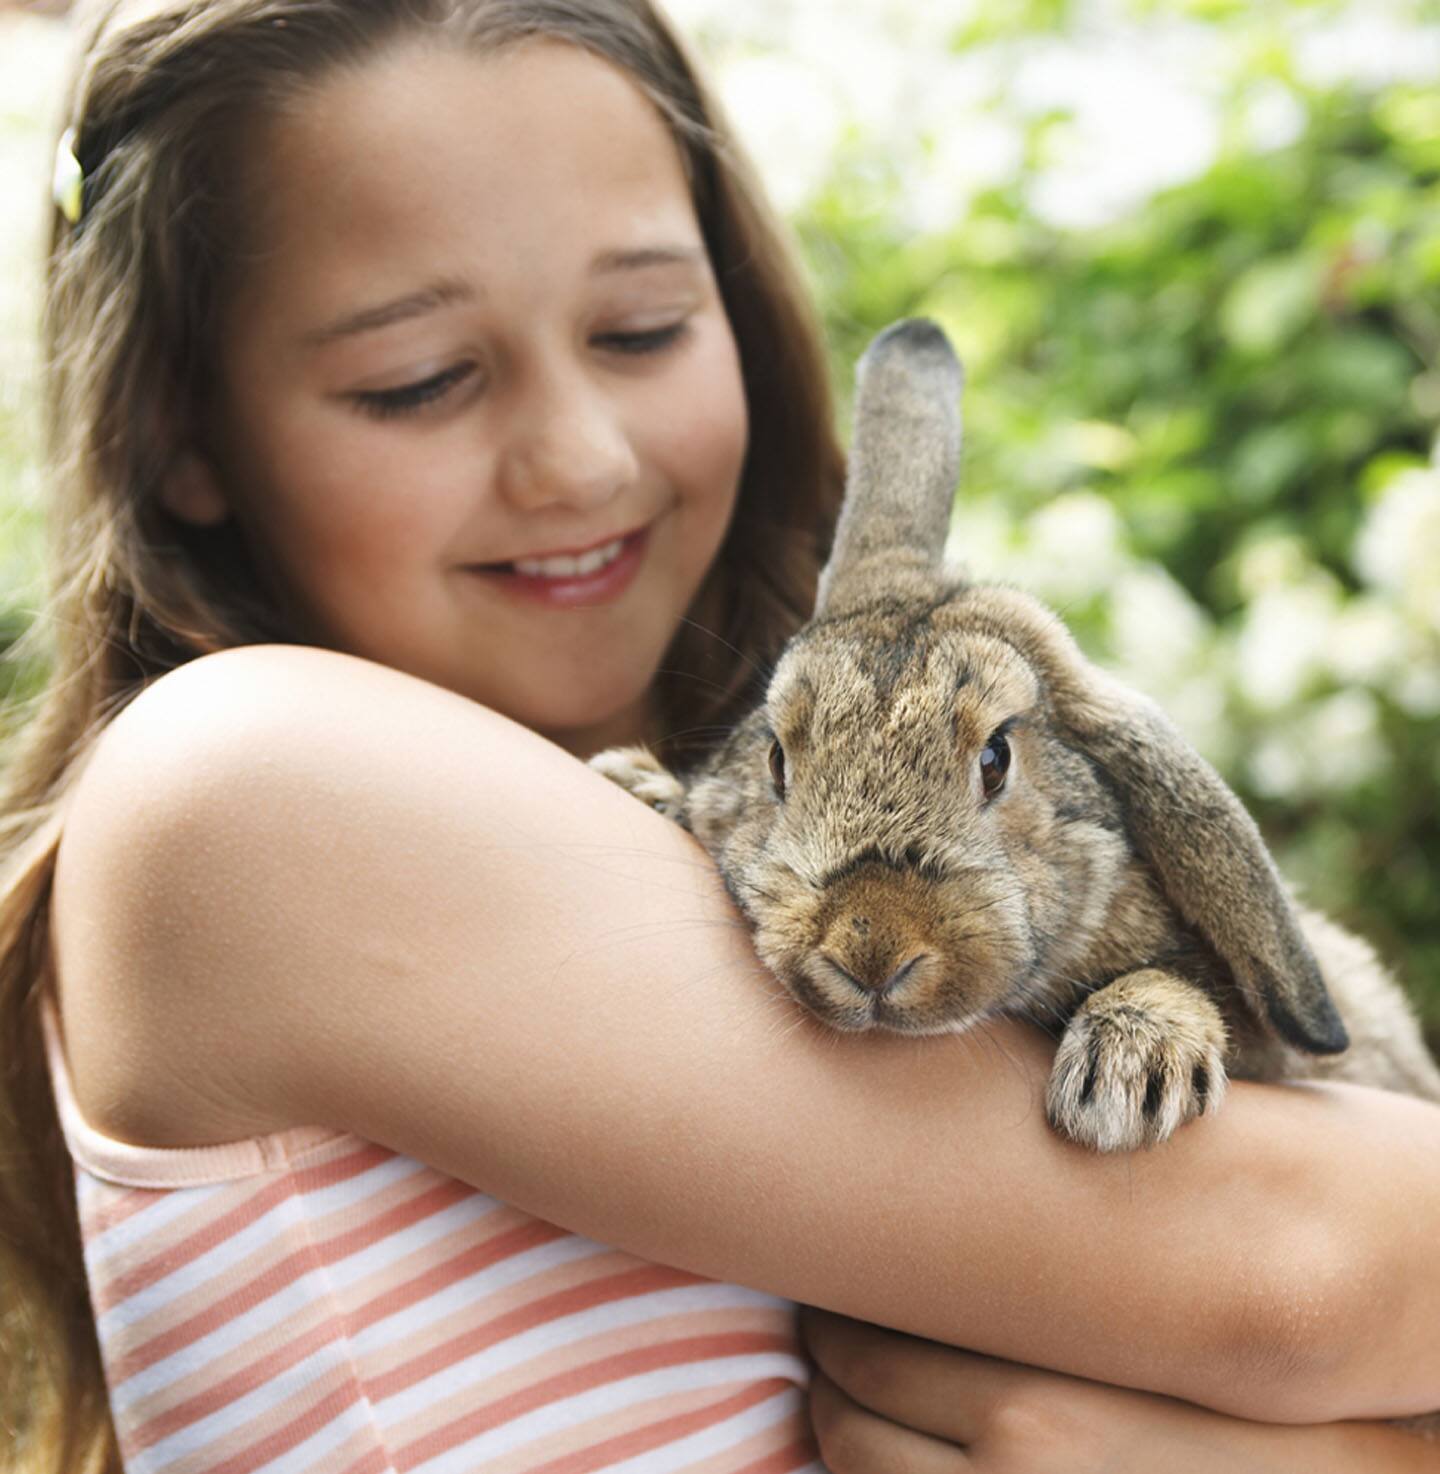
xmin=815 ymin=319 xmax=964 ymax=620
xmin=1063 ymin=676 xmax=1350 ymax=1056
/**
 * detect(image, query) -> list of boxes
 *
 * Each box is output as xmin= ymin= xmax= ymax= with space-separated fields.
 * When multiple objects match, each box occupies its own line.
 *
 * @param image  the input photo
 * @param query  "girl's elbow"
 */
xmin=1219 ymin=1218 xmax=1411 ymax=1426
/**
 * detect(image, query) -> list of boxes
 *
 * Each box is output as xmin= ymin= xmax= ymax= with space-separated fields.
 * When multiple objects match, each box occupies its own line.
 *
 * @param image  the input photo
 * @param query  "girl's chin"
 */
xmin=492 ymin=676 xmax=661 ymax=754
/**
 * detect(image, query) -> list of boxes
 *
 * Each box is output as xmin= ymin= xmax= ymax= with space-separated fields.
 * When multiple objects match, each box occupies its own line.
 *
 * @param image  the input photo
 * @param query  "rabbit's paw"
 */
xmin=588 ymin=745 xmax=688 ymax=822
xmin=1046 ymin=970 xmax=1228 ymax=1152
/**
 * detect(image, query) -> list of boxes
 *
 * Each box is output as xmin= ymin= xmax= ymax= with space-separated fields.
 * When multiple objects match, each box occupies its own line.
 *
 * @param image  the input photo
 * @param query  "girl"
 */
xmin=2 ymin=0 xmax=1438 ymax=1470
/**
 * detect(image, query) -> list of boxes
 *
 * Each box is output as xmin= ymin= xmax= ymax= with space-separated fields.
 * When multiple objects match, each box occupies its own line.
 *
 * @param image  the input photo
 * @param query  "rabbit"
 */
xmin=591 ymin=318 xmax=1440 ymax=1163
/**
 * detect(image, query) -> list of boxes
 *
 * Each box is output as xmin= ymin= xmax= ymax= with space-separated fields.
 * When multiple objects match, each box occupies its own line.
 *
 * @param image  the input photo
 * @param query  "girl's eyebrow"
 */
xmin=589 ymin=245 xmax=706 ymax=274
xmin=303 ymin=278 xmax=475 ymax=348
xmin=302 ymin=247 xmax=707 ymax=349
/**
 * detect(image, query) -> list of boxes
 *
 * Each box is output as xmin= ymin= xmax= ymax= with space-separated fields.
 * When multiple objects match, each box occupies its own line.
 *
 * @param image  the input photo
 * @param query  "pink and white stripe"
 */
xmin=43 ymin=1003 xmax=824 ymax=1474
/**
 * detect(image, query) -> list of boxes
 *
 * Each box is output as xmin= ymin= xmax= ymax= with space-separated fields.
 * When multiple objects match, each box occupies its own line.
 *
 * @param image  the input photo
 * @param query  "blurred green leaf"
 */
xmin=1221 ymin=255 xmax=1323 ymax=353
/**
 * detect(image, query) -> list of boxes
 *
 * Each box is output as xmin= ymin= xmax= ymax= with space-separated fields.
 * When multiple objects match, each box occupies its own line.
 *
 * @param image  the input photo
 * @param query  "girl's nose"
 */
xmin=495 ymin=371 xmax=639 ymax=514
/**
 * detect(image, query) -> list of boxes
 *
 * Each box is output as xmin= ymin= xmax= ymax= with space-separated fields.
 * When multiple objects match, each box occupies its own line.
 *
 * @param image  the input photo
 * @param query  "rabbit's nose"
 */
xmin=823 ymin=951 xmax=928 ymax=999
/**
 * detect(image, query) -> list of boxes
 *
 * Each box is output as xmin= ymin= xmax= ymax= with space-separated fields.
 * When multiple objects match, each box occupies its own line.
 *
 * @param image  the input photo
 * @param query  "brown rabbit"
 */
xmin=593 ymin=318 xmax=1440 ymax=1165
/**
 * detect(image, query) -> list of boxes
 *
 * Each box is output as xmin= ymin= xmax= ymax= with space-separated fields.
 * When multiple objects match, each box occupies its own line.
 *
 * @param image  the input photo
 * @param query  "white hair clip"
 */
xmin=53 ymin=128 xmax=84 ymax=225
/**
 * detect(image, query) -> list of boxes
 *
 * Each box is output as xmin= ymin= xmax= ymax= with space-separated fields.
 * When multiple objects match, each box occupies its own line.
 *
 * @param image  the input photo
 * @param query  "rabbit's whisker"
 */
xmin=672 ymin=615 xmax=775 ymax=684
xmin=582 ymin=916 xmax=751 ymax=945
xmin=971 ymin=1015 xmax=1030 ymax=1085
xmin=545 ymin=919 xmax=758 ymax=984
xmin=651 ymin=668 xmax=748 ymax=700
xmin=958 ymin=887 xmax=1031 ymax=920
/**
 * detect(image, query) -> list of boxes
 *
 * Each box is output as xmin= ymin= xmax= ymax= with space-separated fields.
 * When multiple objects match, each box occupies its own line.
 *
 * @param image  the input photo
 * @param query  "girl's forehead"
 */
xmin=227 ymin=38 xmax=703 ymax=336
xmin=268 ymin=38 xmax=684 ymax=214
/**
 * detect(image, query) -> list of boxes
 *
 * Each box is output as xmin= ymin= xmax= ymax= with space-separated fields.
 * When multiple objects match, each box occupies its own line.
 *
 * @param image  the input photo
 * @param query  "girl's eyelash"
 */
xmin=351 ymin=322 xmax=689 ymax=421
xmin=353 ymin=364 xmax=475 ymax=420
xmin=595 ymin=322 xmax=689 ymax=355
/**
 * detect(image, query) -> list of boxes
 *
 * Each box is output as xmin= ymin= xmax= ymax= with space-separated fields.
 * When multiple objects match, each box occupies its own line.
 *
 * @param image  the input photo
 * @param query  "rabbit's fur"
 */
xmin=593 ymin=318 xmax=1440 ymax=1161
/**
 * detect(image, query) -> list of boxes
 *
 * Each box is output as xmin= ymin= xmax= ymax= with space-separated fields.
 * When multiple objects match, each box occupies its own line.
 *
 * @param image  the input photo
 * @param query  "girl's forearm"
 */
xmin=804 ymin=1308 xmax=1440 ymax=1472
xmin=57 ymin=644 xmax=1440 ymax=1425
xmin=1272 ymin=1081 xmax=1440 ymax=1425
xmin=1313 ymin=1424 xmax=1440 ymax=1473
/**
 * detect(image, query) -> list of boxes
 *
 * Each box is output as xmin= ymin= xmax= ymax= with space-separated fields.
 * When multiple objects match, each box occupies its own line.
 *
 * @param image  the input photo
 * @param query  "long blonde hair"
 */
xmin=0 ymin=2 xmax=843 ymax=1466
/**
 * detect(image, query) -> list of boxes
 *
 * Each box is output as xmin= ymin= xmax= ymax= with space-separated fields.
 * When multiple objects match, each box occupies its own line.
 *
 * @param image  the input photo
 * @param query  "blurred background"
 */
xmin=1 ymin=0 xmax=1437 ymax=1042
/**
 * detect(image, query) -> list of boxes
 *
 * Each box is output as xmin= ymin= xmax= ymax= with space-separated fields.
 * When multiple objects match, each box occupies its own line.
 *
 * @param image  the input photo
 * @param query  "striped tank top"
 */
xmin=42 ymin=1002 xmax=824 ymax=1474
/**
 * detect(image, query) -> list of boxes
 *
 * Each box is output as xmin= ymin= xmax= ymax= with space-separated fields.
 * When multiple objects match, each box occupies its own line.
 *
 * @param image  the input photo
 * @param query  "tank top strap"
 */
xmin=40 ymin=994 xmax=343 ymax=1188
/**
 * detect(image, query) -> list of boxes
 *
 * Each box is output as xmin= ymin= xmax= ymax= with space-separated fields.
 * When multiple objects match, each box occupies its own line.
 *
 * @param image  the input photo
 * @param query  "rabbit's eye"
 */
xmin=769 ymin=739 xmax=787 ymax=800
xmin=979 ymin=731 xmax=1011 ymax=798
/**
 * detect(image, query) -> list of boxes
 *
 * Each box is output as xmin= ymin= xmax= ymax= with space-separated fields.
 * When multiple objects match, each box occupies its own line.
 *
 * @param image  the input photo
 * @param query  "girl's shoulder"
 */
xmin=77 ymin=641 xmax=472 ymax=782
xmin=65 ymin=643 xmax=461 ymax=834
xmin=49 ymin=642 xmax=521 ymax=1150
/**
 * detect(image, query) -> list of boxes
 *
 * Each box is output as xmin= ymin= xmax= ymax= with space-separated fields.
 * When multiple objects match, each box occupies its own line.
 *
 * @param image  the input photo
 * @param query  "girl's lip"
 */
xmin=489 ymin=523 xmax=648 ymax=565
xmin=462 ymin=525 xmax=650 ymax=608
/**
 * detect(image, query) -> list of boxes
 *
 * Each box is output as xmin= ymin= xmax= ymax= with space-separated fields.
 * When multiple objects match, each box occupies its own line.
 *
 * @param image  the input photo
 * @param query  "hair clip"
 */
xmin=53 ymin=128 xmax=84 ymax=226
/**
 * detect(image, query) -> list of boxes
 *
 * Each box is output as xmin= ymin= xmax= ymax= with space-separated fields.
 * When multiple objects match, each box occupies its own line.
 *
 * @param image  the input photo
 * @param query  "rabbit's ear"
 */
xmin=815 ymin=319 xmax=964 ymax=620
xmin=1063 ymin=678 xmax=1350 ymax=1056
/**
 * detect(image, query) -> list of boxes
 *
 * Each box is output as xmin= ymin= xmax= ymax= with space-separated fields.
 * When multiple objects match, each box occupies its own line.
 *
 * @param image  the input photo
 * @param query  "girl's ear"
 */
xmin=160 ymin=450 xmax=231 ymax=527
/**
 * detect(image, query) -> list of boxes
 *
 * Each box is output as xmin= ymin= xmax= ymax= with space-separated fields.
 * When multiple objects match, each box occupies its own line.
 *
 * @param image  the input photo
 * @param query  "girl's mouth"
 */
xmin=464 ymin=525 xmax=651 ymax=608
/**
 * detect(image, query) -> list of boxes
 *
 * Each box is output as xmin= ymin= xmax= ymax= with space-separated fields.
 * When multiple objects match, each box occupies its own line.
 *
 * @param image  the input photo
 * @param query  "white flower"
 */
xmin=1393 ymin=663 xmax=1440 ymax=717
xmin=1247 ymin=688 xmax=1386 ymax=798
xmin=1235 ymin=579 xmax=1343 ymax=711
xmin=1240 ymin=81 xmax=1307 ymax=152
xmin=716 ymin=55 xmax=844 ymax=213
xmin=0 ymin=15 xmax=71 ymax=383
xmin=1294 ymin=7 xmax=1440 ymax=89
xmin=1012 ymin=28 xmax=1224 ymax=229
xmin=1016 ymin=491 xmax=1127 ymax=604
xmin=1231 ymin=534 xmax=1314 ymax=600
xmin=1353 ymin=467 xmax=1440 ymax=634
xmin=906 ymin=112 xmax=1025 ymax=237
xmin=1325 ymin=596 xmax=1408 ymax=686
xmin=944 ymin=496 xmax=1021 ymax=583
xmin=1248 ymin=734 xmax=1306 ymax=799
xmin=1160 ymin=671 xmax=1237 ymax=773
xmin=1108 ymin=565 xmax=1211 ymax=686
xmin=1296 ymin=688 xmax=1387 ymax=792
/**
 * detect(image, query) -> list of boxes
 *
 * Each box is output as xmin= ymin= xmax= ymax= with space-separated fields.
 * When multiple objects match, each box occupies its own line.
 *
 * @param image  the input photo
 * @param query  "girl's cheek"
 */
xmin=670 ymin=324 xmax=749 ymax=502
xmin=262 ymin=412 xmax=443 ymax=536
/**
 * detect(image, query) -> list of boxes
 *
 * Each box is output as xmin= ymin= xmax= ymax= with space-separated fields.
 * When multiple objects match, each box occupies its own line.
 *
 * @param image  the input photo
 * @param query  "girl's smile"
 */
xmin=463 ymin=524 xmax=652 ymax=608
xmin=164 ymin=37 xmax=750 ymax=755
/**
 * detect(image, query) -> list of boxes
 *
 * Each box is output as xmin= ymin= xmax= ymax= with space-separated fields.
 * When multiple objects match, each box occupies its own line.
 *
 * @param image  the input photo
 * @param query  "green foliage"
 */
xmin=0 ymin=370 xmax=48 ymax=743
xmin=0 ymin=12 xmax=59 ymax=739
xmin=795 ymin=57 xmax=1440 ymax=1041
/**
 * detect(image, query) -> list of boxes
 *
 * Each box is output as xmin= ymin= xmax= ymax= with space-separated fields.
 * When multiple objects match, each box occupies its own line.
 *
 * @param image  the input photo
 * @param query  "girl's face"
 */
xmin=177 ymin=39 xmax=749 ymax=755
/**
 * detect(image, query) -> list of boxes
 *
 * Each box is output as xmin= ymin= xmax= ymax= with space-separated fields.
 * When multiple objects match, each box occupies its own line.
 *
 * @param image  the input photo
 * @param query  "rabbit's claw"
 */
xmin=1046 ymin=970 xmax=1229 ymax=1152
xmin=589 ymin=746 xmax=688 ymax=822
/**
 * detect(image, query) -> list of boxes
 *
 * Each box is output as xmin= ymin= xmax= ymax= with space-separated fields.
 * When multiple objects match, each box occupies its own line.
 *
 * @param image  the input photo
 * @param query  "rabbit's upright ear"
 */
xmin=1060 ymin=673 xmax=1350 ymax=1056
xmin=815 ymin=319 xmax=964 ymax=620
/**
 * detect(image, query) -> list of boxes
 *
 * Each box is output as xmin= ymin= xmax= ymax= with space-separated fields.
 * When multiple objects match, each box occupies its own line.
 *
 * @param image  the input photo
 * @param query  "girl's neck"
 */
xmin=541 ymin=692 xmax=663 ymax=762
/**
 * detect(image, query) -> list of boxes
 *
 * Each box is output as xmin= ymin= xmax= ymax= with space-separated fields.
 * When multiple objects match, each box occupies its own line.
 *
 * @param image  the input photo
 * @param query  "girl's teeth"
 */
xmin=514 ymin=538 xmax=625 ymax=579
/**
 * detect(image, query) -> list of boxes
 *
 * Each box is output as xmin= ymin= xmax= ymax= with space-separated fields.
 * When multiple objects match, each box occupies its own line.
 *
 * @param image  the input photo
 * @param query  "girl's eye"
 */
xmin=352 ymin=363 xmax=476 ymax=420
xmin=595 ymin=322 xmax=689 ymax=356
xmin=349 ymin=323 xmax=686 ymax=421
xmin=979 ymin=730 xmax=1011 ymax=799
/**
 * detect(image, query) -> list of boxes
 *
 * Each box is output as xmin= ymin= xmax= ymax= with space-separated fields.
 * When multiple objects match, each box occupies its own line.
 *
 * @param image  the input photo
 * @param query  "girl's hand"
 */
xmin=801 ymin=1309 xmax=1440 ymax=1474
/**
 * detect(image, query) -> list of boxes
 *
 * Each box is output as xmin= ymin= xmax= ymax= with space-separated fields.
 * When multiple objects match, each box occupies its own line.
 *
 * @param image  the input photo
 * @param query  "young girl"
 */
xmin=2 ymin=1 xmax=1439 ymax=1470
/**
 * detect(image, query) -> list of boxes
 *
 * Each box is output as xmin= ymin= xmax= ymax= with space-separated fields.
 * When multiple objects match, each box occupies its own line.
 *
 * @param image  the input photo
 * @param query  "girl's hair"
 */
xmin=0 ymin=1 xmax=844 ymax=1466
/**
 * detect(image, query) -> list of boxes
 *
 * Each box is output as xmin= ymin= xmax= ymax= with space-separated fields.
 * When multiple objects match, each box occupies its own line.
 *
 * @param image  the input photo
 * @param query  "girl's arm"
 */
xmin=802 ymin=1310 xmax=1440 ymax=1473
xmin=52 ymin=644 xmax=1440 ymax=1426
